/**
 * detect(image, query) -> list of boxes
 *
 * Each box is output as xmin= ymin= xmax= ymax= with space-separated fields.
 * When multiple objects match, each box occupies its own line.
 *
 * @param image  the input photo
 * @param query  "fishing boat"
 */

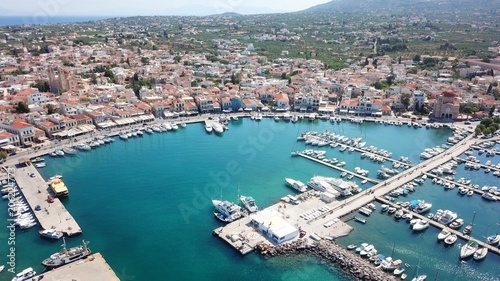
xmin=11 ymin=267 xmax=36 ymax=281
xmin=460 ymin=240 xmax=479 ymax=259
xmin=42 ymin=239 xmax=91 ymax=269
xmin=212 ymin=199 xmax=242 ymax=223
xmin=39 ymin=229 xmax=63 ymax=240
xmin=444 ymin=234 xmax=457 ymax=245
xmin=240 ymin=196 xmax=258 ymax=213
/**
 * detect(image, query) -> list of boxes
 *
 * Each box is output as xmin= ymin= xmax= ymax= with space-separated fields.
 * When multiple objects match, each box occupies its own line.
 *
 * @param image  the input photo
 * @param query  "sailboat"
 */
xmin=411 ymin=258 xmax=426 ymax=281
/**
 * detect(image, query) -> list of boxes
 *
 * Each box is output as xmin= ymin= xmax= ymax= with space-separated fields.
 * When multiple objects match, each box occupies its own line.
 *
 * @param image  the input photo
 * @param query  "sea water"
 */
xmin=0 ymin=118 xmax=497 ymax=280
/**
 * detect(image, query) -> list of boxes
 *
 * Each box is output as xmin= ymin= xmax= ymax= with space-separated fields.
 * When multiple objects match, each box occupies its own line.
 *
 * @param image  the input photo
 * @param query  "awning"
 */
xmin=1 ymin=144 xmax=17 ymax=150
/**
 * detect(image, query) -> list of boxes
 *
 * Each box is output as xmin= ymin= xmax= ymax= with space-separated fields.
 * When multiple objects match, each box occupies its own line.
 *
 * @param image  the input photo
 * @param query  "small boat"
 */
xmin=11 ymin=267 xmax=36 ymax=281
xmin=76 ymin=143 xmax=91 ymax=151
xmin=212 ymin=199 xmax=241 ymax=223
xmin=205 ymin=124 xmax=213 ymax=133
xmin=240 ymin=195 xmax=258 ymax=213
xmin=54 ymin=149 xmax=65 ymax=156
xmin=31 ymin=157 xmax=44 ymax=163
xmin=62 ymin=147 xmax=77 ymax=155
xmin=39 ymin=229 xmax=63 ymax=240
xmin=181 ymin=123 xmax=187 ymax=128
xmin=437 ymin=229 xmax=451 ymax=240
xmin=35 ymin=163 xmax=46 ymax=168
xmin=119 ymin=132 xmax=128 ymax=140
xmin=413 ymin=220 xmax=429 ymax=231
xmin=473 ymin=247 xmax=487 ymax=260
xmin=393 ymin=264 xmax=405 ymax=275
xmin=354 ymin=216 xmax=367 ymax=224
xmin=412 ymin=274 xmax=427 ymax=281
xmin=460 ymin=240 xmax=479 ymax=259
xmin=0 ymin=264 xmax=4 ymax=272
xmin=381 ymin=204 xmax=389 ymax=212
xmin=401 ymin=273 xmax=407 ymax=280
xmin=347 ymin=243 xmax=357 ymax=250
xmin=444 ymin=234 xmax=457 ymax=245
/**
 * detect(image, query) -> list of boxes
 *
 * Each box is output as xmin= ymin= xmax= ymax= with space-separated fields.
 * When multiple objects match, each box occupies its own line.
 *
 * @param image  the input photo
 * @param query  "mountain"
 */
xmin=302 ymin=0 xmax=499 ymax=13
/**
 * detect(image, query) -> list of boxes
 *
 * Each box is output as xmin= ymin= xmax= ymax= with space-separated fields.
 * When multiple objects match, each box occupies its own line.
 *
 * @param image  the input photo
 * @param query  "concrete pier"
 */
xmin=424 ymin=172 xmax=500 ymax=200
xmin=35 ymin=253 xmax=119 ymax=280
xmin=298 ymin=153 xmax=380 ymax=184
xmin=11 ymin=164 xmax=82 ymax=236
xmin=375 ymin=197 xmax=500 ymax=256
xmin=457 ymin=157 xmax=500 ymax=173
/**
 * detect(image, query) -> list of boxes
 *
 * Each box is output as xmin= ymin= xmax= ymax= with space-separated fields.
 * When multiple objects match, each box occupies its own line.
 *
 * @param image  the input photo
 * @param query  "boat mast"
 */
xmin=433 ymin=268 xmax=440 ymax=281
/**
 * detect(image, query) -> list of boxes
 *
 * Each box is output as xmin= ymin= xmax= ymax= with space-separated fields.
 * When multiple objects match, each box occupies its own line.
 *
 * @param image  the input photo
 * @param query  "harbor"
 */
xmin=0 ymin=116 xmax=498 ymax=281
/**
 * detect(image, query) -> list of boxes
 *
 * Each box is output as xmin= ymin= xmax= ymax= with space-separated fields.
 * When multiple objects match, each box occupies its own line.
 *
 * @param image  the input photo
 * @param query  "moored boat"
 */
xmin=42 ymin=239 xmax=91 ymax=269
xmin=473 ymin=247 xmax=488 ymax=260
xmin=240 ymin=195 xmax=258 ymax=213
xmin=285 ymin=178 xmax=308 ymax=193
xmin=39 ymin=229 xmax=63 ymax=240
xmin=437 ymin=229 xmax=451 ymax=240
xmin=460 ymin=240 xmax=479 ymax=259
xmin=444 ymin=234 xmax=457 ymax=245
xmin=212 ymin=199 xmax=242 ymax=223
xmin=11 ymin=267 xmax=36 ymax=281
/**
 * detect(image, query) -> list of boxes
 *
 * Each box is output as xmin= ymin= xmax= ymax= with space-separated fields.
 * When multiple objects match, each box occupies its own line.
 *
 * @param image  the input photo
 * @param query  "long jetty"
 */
xmin=456 ymin=157 xmax=500 ymax=173
xmin=376 ymin=196 xmax=500 ymax=256
xmin=423 ymin=172 xmax=500 ymax=200
xmin=11 ymin=164 xmax=82 ymax=236
xmin=298 ymin=153 xmax=380 ymax=184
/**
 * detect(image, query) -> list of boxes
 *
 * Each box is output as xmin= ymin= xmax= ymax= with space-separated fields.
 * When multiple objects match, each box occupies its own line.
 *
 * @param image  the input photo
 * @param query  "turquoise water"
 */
xmin=0 ymin=118 xmax=496 ymax=280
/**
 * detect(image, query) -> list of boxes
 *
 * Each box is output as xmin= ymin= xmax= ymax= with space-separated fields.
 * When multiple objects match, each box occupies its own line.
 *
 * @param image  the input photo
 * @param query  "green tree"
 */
xmin=474 ymin=127 xmax=482 ymax=135
xmin=173 ymin=56 xmax=181 ymax=63
xmin=489 ymin=105 xmax=496 ymax=117
xmin=16 ymin=101 xmax=30 ymax=113
xmin=0 ymin=151 xmax=7 ymax=160
xmin=413 ymin=54 xmax=421 ymax=62
xmin=47 ymin=104 xmax=56 ymax=115
xmin=31 ymin=80 xmax=50 ymax=92
xmin=401 ymin=94 xmax=411 ymax=110
xmin=480 ymin=118 xmax=493 ymax=127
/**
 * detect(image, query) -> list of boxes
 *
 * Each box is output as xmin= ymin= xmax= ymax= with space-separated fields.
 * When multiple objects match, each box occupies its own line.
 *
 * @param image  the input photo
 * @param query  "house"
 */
xmin=0 ymin=121 xmax=35 ymax=146
xmin=250 ymin=209 xmax=298 ymax=244
xmin=0 ymin=131 xmax=20 ymax=147
xmin=274 ymin=93 xmax=289 ymax=111
xmin=242 ymin=99 xmax=257 ymax=111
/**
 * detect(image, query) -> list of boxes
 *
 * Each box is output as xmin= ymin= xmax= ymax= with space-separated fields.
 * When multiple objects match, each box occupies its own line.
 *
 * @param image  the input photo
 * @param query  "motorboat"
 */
xmin=393 ymin=264 xmax=405 ymax=275
xmin=35 ymin=163 xmax=46 ymax=168
xmin=205 ymin=124 xmax=213 ymax=133
xmin=62 ymin=147 xmax=77 ymax=155
xmin=181 ymin=122 xmax=187 ymax=128
xmin=414 ymin=201 xmax=432 ymax=214
xmin=347 ymin=243 xmax=357 ymax=250
xmin=119 ymin=132 xmax=128 ymax=140
xmin=240 ymin=195 xmax=258 ymax=213
xmin=411 ymin=274 xmax=427 ymax=281
xmin=171 ymin=123 xmax=179 ymax=130
xmin=39 ymin=229 xmax=63 ymax=240
xmin=31 ymin=157 xmax=44 ymax=163
xmin=54 ymin=149 xmax=65 ymax=156
xmin=473 ymin=247 xmax=488 ymax=260
xmin=285 ymin=178 xmax=308 ymax=193
xmin=212 ymin=122 xmax=224 ymax=134
xmin=449 ymin=218 xmax=464 ymax=229
xmin=381 ymin=204 xmax=389 ymax=212
xmin=145 ymin=128 xmax=153 ymax=134
xmin=354 ymin=216 xmax=367 ymax=224
xmin=11 ymin=267 xmax=36 ymax=281
xmin=42 ymin=239 xmax=91 ymax=269
xmin=412 ymin=220 xmax=429 ymax=231
xmin=460 ymin=240 xmax=479 ymax=259
xmin=437 ymin=229 xmax=451 ymax=240
xmin=212 ymin=199 xmax=242 ymax=223
xmin=486 ymin=234 xmax=500 ymax=246
xmin=438 ymin=210 xmax=457 ymax=225
xmin=76 ymin=143 xmax=91 ymax=151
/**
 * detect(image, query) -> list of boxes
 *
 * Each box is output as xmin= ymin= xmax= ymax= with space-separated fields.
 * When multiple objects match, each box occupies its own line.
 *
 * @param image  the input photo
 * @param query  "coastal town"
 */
xmin=0 ymin=2 xmax=499 ymax=281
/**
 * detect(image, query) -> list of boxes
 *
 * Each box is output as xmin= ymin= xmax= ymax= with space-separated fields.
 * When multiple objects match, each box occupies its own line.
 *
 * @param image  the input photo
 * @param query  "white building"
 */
xmin=250 ymin=209 xmax=298 ymax=244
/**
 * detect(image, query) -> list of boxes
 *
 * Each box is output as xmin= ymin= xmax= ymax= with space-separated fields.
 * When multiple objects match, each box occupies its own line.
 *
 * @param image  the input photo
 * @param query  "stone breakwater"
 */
xmin=256 ymin=240 xmax=397 ymax=281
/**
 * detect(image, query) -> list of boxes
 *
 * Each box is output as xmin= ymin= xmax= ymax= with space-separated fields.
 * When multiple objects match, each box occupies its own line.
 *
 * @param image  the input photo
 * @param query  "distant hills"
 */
xmin=302 ymin=0 xmax=500 ymax=13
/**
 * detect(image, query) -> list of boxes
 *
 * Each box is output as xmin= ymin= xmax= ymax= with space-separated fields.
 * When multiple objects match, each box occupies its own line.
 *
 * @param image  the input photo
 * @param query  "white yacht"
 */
xmin=164 ymin=123 xmax=172 ymax=131
xmin=54 ymin=149 xmax=65 ymax=156
xmin=473 ymin=247 xmax=488 ymax=260
xmin=255 ymin=113 xmax=263 ymax=121
xmin=119 ymin=132 xmax=128 ymax=140
xmin=437 ymin=229 xmax=451 ymax=240
xmin=76 ymin=143 xmax=91 ymax=151
xmin=444 ymin=233 xmax=457 ymax=245
xmin=460 ymin=240 xmax=479 ymax=259
xmin=414 ymin=200 xmax=432 ymax=214
xmin=204 ymin=124 xmax=213 ymax=133
xmin=171 ymin=123 xmax=179 ymax=130
xmin=438 ymin=210 xmax=457 ymax=225
xmin=40 ymin=229 xmax=63 ymax=240
xmin=62 ymin=147 xmax=77 ymax=155
xmin=212 ymin=200 xmax=242 ymax=223
xmin=212 ymin=122 xmax=224 ymax=134
xmin=240 ymin=196 xmax=258 ymax=213
xmin=285 ymin=178 xmax=308 ymax=193
xmin=413 ymin=220 xmax=429 ymax=231
xmin=11 ymin=267 xmax=36 ymax=281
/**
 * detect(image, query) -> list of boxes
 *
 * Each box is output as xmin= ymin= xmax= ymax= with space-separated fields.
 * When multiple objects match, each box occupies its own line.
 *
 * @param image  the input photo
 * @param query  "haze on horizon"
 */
xmin=1 ymin=0 xmax=331 ymax=17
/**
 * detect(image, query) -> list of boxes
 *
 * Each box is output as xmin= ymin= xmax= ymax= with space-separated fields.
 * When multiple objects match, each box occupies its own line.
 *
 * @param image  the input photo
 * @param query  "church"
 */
xmin=432 ymin=90 xmax=460 ymax=120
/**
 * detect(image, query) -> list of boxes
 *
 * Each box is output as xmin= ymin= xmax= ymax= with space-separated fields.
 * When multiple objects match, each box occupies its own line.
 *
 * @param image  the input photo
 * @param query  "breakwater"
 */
xmin=257 ymin=240 xmax=397 ymax=281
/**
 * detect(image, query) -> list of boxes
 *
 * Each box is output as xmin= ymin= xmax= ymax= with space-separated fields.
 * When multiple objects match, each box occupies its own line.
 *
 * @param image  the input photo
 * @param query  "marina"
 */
xmin=0 ymin=116 xmax=498 ymax=280
xmin=35 ymin=253 xmax=119 ymax=280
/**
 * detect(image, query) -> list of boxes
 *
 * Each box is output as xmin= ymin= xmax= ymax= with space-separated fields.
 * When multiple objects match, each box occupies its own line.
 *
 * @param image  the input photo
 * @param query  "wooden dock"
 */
xmin=11 ymin=164 xmax=82 ymax=236
xmin=375 ymin=197 xmax=500 ymax=256
xmin=298 ymin=153 xmax=380 ymax=184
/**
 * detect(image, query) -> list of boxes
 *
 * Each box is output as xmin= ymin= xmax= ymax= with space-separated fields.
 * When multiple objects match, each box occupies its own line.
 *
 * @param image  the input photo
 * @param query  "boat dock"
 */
xmin=471 ymin=146 xmax=500 ymax=155
xmin=423 ymin=172 xmax=500 ymax=200
xmin=35 ymin=252 xmax=119 ymax=280
xmin=10 ymin=164 xmax=82 ymax=236
xmin=456 ymin=157 xmax=500 ymax=173
xmin=298 ymin=153 xmax=380 ymax=184
xmin=375 ymin=196 xmax=500 ymax=256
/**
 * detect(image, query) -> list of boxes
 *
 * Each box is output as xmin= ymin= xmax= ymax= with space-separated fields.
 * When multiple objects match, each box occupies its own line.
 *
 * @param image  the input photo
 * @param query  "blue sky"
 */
xmin=1 ymin=0 xmax=331 ymax=16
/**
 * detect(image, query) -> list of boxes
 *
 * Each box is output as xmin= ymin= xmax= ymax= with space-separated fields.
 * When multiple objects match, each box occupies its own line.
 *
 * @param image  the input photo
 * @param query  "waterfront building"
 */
xmin=432 ymin=90 xmax=460 ymax=120
xmin=250 ymin=209 xmax=299 ymax=244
